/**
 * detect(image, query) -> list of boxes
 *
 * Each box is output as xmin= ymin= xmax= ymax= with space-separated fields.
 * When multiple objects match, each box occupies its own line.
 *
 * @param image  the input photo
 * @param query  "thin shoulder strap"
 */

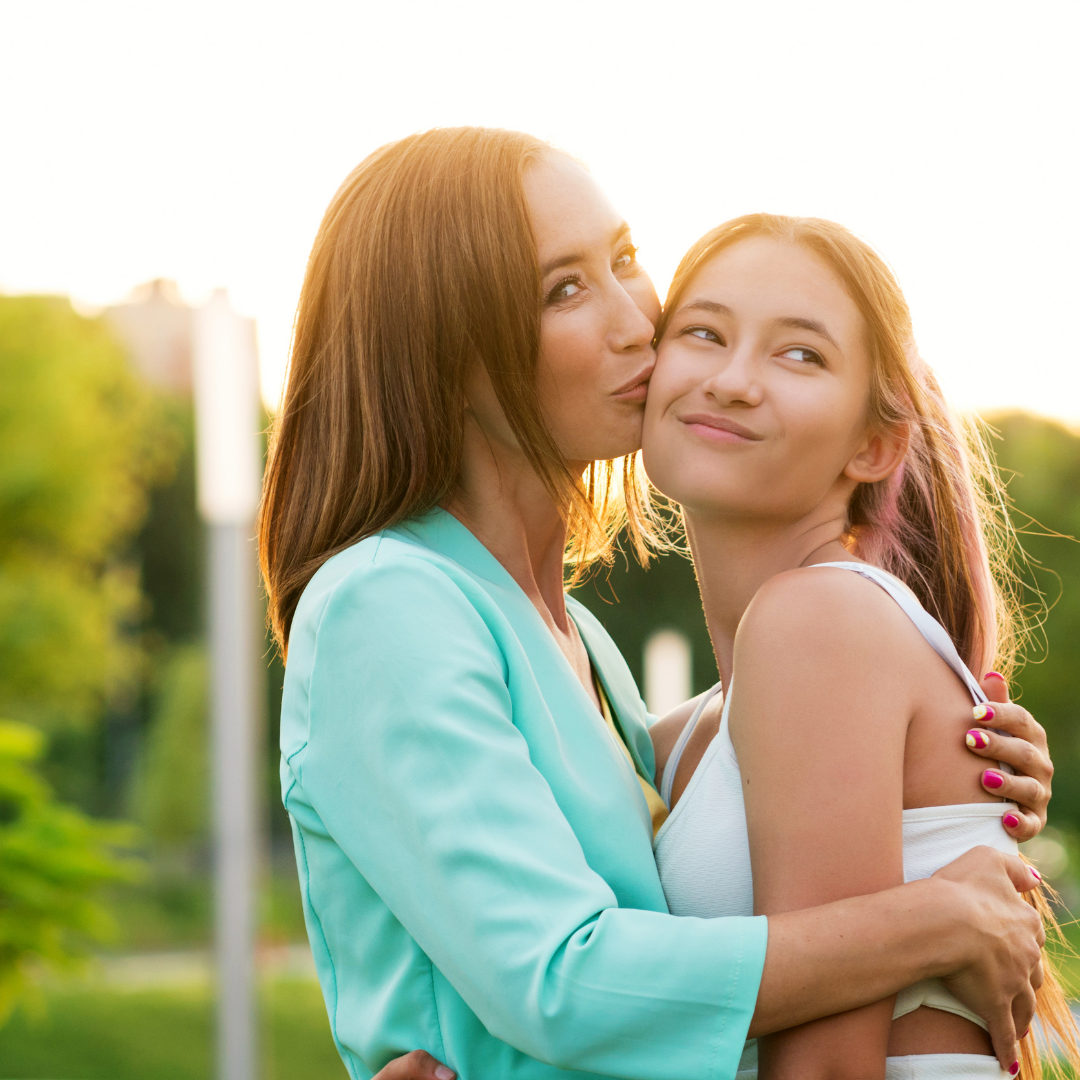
xmin=809 ymin=561 xmax=988 ymax=706
xmin=659 ymin=683 xmax=723 ymax=807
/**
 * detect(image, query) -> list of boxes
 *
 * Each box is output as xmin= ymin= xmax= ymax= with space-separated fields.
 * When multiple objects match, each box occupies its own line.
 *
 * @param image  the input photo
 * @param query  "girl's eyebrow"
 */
xmin=773 ymin=315 xmax=839 ymax=349
xmin=679 ymin=299 xmax=734 ymax=318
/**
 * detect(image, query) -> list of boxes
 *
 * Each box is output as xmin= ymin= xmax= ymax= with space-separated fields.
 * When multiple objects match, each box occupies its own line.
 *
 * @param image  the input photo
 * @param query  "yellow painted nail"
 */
xmin=973 ymin=704 xmax=994 ymax=722
xmin=966 ymin=733 xmax=978 ymax=748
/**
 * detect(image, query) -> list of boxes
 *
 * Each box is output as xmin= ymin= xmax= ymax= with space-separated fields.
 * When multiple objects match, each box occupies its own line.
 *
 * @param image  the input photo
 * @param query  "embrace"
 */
xmin=259 ymin=128 xmax=1073 ymax=1080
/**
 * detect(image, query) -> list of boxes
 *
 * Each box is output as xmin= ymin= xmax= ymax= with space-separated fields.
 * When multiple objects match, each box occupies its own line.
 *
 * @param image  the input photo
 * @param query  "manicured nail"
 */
xmin=983 ymin=769 xmax=1005 ymax=789
xmin=1030 ymin=865 xmax=1042 ymax=882
xmin=1003 ymin=813 xmax=1020 ymax=829
xmin=1010 ymin=1060 xmax=1020 ymax=1075
xmin=435 ymin=1068 xmax=455 ymax=1080
xmin=966 ymin=729 xmax=990 ymax=749
xmin=973 ymin=704 xmax=995 ymax=723
xmin=985 ymin=671 xmax=1006 ymax=682
xmin=1022 ymin=1027 xmax=1031 ymax=1038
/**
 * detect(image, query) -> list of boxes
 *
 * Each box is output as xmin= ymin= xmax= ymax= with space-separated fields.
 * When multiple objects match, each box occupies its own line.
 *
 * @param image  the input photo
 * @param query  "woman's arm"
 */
xmin=302 ymin=557 xmax=1041 ymax=1080
xmin=732 ymin=570 xmax=1042 ymax=1077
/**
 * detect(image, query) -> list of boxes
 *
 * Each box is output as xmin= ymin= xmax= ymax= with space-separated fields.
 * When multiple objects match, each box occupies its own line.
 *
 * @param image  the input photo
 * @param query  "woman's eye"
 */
xmin=548 ymin=277 xmax=583 ymax=303
xmin=613 ymin=245 xmax=638 ymax=271
xmin=780 ymin=346 xmax=824 ymax=366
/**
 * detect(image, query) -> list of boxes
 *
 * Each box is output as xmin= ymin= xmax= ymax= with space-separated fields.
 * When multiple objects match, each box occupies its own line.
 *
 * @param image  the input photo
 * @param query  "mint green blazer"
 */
xmin=280 ymin=508 xmax=767 ymax=1080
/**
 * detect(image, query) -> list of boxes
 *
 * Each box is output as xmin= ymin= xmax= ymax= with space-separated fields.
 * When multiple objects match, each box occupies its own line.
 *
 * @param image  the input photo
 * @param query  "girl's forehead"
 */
xmin=673 ymin=239 xmax=863 ymax=334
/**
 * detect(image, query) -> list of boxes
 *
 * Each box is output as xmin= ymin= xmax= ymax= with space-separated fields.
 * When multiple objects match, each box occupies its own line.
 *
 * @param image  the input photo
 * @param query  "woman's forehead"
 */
xmin=524 ymin=154 xmax=623 ymax=258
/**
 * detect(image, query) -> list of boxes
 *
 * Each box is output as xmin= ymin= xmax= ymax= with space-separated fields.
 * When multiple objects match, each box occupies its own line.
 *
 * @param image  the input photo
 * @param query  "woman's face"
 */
xmin=643 ymin=237 xmax=887 ymax=526
xmin=525 ymin=153 xmax=661 ymax=466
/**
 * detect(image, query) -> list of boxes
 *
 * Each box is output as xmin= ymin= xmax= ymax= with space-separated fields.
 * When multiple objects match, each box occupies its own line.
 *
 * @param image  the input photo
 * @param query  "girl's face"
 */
xmin=643 ymin=237 xmax=896 ymax=525
xmin=526 ymin=153 xmax=661 ymax=466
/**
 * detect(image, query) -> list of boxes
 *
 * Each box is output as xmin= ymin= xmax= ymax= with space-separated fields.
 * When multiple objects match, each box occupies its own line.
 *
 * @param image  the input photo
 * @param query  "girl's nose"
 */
xmin=704 ymin=351 xmax=763 ymax=408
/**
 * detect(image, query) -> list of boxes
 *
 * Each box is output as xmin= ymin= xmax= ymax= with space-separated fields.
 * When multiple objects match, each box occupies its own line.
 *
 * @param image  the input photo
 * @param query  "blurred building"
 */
xmin=105 ymin=279 xmax=193 ymax=394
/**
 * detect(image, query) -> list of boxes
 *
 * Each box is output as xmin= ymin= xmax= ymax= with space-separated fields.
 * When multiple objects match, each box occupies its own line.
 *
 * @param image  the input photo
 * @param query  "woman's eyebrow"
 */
xmin=540 ymin=222 xmax=631 ymax=278
xmin=774 ymin=315 xmax=839 ymax=349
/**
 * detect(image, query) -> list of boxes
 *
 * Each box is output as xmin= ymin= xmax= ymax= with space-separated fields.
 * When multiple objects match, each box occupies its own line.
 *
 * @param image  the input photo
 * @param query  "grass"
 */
xmin=0 ymin=978 xmax=346 ymax=1080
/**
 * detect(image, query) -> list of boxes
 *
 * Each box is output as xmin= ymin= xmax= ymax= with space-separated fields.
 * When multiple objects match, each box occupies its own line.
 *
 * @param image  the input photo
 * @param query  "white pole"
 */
xmin=193 ymin=289 xmax=262 ymax=1080
xmin=644 ymin=629 xmax=692 ymax=717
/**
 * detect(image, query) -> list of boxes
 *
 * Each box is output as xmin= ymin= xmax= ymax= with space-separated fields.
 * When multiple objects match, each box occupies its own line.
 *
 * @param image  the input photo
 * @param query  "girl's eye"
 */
xmin=613 ymin=244 xmax=638 ymax=272
xmin=547 ymin=277 xmax=583 ymax=303
xmin=780 ymin=346 xmax=825 ymax=366
xmin=685 ymin=326 xmax=723 ymax=344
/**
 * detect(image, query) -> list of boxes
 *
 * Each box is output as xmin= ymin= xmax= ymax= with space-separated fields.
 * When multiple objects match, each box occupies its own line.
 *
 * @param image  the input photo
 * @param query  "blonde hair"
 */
xmin=658 ymin=213 xmax=1074 ymax=1077
xmin=259 ymin=127 xmax=653 ymax=654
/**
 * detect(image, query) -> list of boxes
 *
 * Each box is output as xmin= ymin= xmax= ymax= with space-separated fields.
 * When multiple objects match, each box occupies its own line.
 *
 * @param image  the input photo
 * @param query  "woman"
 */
xmin=644 ymin=215 xmax=1075 ymax=1078
xmin=260 ymin=128 xmax=1051 ymax=1080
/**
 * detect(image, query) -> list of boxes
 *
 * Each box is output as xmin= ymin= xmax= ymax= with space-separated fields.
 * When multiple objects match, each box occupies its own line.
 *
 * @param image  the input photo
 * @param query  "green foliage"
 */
xmin=990 ymin=413 xmax=1080 ymax=830
xmin=129 ymin=645 xmax=209 ymax=847
xmin=0 ymin=296 xmax=175 ymax=732
xmin=0 ymin=720 xmax=141 ymax=1024
xmin=0 ymin=978 xmax=346 ymax=1080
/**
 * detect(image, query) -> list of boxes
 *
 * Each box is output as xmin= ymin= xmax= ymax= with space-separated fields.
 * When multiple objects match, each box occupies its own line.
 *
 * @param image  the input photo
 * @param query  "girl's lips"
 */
xmin=679 ymin=413 xmax=763 ymax=443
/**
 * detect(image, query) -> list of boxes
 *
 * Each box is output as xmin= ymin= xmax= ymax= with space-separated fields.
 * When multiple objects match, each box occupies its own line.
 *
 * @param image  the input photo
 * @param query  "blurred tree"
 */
xmin=0 ymin=296 xmax=172 ymax=740
xmin=129 ymin=645 xmax=208 ymax=846
xmin=0 ymin=719 xmax=140 ymax=1024
xmin=572 ymin=545 xmax=718 ymax=700
xmin=989 ymin=413 xmax=1080 ymax=831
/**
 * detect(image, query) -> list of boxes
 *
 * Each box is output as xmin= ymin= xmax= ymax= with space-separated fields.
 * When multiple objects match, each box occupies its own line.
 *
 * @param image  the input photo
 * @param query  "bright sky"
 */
xmin=2 ymin=1 xmax=1077 ymax=423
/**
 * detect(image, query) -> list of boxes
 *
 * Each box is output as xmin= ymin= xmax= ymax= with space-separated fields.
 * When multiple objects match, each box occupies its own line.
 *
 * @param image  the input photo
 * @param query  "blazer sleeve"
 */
xmin=295 ymin=553 xmax=767 ymax=1080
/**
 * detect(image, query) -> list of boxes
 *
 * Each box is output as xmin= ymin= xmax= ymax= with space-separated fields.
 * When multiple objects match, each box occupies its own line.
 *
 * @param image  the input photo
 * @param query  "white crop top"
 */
xmin=654 ymin=561 xmax=1018 ymax=1032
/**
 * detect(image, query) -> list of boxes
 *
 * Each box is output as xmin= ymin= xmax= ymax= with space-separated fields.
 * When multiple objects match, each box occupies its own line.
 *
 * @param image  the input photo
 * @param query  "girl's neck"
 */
xmin=685 ymin=509 xmax=853 ymax=687
xmin=445 ymin=416 xmax=576 ymax=633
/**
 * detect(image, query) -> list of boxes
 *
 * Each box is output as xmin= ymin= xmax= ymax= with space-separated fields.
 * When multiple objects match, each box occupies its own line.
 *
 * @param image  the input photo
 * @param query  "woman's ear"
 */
xmin=843 ymin=423 xmax=909 ymax=485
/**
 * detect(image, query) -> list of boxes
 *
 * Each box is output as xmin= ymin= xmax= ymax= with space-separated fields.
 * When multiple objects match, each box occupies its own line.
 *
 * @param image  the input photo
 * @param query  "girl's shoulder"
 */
xmin=736 ymin=564 xmax=925 ymax=683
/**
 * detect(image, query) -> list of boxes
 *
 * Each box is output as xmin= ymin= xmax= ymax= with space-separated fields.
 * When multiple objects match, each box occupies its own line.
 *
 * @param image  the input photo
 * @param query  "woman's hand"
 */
xmin=964 ymin=674 xmax=1052 ymax=841
xmin=933 ymin=846 xmax=1045 ymax=1074
xmin=371 ymin=1051 xmax=455 ymax=1080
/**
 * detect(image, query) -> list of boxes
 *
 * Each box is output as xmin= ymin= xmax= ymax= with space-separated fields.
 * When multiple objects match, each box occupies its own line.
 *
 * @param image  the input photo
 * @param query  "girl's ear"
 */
xmin=844 ymin=422 xmax=909 ymax=484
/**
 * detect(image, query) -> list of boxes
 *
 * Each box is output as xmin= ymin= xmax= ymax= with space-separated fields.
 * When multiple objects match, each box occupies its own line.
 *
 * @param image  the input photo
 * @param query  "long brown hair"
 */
xmin=659 ymin=213 xmax=1074 ymax=1077
xmin=259 ymin=128 xmax=654 ymax=654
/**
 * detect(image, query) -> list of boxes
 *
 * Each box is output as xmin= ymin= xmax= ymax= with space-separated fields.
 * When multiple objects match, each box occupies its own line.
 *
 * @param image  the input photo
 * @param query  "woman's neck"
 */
xmin=685 ymin=508 xmax=853 ymax=687
xmin=445 ymin=417 xmax=576 ymax=633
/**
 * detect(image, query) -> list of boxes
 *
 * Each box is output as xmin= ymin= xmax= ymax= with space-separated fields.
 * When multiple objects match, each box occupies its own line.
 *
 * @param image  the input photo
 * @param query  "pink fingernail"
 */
xmin=973 ymin=704 xmax=995 ymax=723
xmin=1030 ymin=866 xmax=1042 ymax=882
xmin=435 ymin=1068 xmax=455 ymax=1080
xmin=983 ymin=770 xmax=1004 ymax=789
xmin=1003 ymin=813 xmax=1020 ymax=829
xmin=1010 ymin=1060 xmax=1020 ymax=1075
xmin=985 ymin=671 xmax=1006 ymax=682
xmin=966 ymin=729 xmax=990 ymax=750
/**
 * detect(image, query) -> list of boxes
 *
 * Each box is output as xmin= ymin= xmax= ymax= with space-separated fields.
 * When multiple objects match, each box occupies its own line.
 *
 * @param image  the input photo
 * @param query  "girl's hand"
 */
xmin=371 ymin=1051 xmax=455 ymax=1080
xmin=964 ymin=674 xmax=1052 ymax=841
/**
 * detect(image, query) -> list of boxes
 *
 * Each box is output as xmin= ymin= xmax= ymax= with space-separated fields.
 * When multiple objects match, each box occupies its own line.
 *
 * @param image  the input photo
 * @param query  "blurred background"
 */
xmin=0 ymin=2 xmax=1077 ymax=1077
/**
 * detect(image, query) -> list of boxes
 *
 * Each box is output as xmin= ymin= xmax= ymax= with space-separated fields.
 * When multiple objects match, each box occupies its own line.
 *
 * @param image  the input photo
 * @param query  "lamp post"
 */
xmin=193 ymin=289 xmax=263 ymax=1080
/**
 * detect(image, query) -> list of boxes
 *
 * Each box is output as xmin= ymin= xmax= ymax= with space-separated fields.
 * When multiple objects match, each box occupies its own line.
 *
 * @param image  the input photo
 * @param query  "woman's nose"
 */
xmin=607 ymin=285 xmax=657 ymax=354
